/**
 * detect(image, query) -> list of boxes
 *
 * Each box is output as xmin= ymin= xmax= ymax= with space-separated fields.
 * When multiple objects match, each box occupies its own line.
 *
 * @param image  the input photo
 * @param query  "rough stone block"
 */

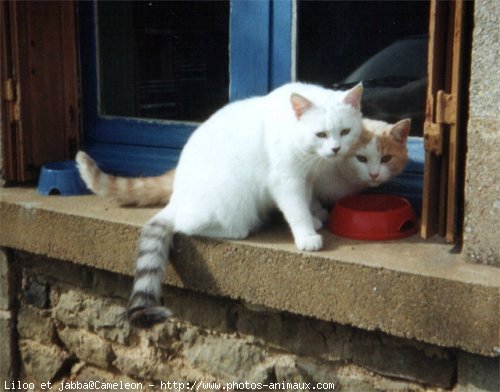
xmin=274 ymin=357 xmax=432 ymax=392
xmin=184 ymin=333 xmax=273 ymax=383
xmin=52 ymin=288 xmax=131 ymax=344
xmin=51 ymin=288 xmax=85 ymax=327
xmin=112 ymin=340 xmax=176 ymax=381
xmin=236 ymin=305 xmax=342 ymax=359
xmin=17 ymin=304 xmax=56 ymax=345
xmin=469 ymin=0 xmax=500 ymax=118
xmin=457 ymin=352 xmax=500 ymax=392
xmin=57 ymin=327 xmax=115 ymax=369
xmin=19 ymin=339 xmax=71 ymax=383
xmin=91 ymin=268 xmax=130 ymax=300
xmin=334 ymin=363 xmax=432 ymax=392
xmin=273 ymin=355 xmax=314 ymax=384
xmin=463 ymin=117 xmax=500 ymax=266
xmin=351 ymin=331 xmax=455 ymax=388
xmin=22 ymin=275 xmax=50 ymax=309
xmin=164 ymin=288 xmax=233 ymax=333
xmin=16 ymin=251 xmax=93 ymax=289
xmin=0 ymin=249 xmax=14 ymax=310
xmin=0 ymin=310 xmax=17 ymax=388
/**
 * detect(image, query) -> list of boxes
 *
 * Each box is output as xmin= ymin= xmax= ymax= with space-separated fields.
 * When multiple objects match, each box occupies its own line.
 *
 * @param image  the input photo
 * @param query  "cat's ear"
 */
xmin=390 ymin=119 xmax=411 ymax=144
xmin=291 ymin=93 xmax=313 ymax=119
xmin=342 ymin=83 xmax=363 ymax=110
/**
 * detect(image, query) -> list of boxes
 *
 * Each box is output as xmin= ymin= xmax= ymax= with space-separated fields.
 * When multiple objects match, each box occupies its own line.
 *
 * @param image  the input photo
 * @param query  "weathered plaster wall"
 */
xmin=6 ymin=251 xmax=499 ymax=392
xmin=463 ymin=0 xmax=500 ymax=265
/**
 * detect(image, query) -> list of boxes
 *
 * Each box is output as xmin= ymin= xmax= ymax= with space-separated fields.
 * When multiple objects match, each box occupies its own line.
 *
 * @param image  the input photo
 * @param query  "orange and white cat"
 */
xmin=311 ymin=118 xmax=410 ymax=222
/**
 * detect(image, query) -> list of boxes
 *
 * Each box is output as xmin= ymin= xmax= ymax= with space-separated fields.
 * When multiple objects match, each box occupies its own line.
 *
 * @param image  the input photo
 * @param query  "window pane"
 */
xmin=97 ymin=1 xmax=229 ymax=122
xmin=297 ymin=1 xmax=429 ymax=136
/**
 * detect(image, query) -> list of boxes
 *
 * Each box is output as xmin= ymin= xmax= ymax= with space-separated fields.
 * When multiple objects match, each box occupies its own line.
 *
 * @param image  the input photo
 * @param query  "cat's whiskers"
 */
xmin=294 ymin=150 xmax=322 ymax=174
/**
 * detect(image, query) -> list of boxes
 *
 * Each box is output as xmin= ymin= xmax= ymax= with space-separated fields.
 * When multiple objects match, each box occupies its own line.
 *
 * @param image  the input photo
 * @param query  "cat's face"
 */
xmin=291 ymin=84 xmax=363 ymax=160
xmin=343 ymin=119 xmax=410 ymax=187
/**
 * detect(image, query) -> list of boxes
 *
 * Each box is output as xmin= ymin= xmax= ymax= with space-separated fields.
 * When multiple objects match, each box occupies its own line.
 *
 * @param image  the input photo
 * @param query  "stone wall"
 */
xmin=0 ymin=250 xmax=496 ymax=392
xmin=463 ymin=0 xmax=500 ymax=266
xmin=0 ymin=249 xmax=18 ymax=387
xmin=0 ymin=86 xmax=4 ymax=187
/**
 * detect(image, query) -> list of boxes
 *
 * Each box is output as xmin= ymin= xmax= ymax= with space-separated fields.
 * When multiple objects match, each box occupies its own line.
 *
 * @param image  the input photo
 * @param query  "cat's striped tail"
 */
xmin=75 ymin=151 xmax=174 ymax=207
xmin=128 ymin=217 xmax=174 ymax=328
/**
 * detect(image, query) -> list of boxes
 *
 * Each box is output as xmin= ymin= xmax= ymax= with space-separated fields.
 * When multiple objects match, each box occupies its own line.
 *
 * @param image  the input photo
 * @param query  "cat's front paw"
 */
xmin=295 ymin=234 xmax=323 ymax=251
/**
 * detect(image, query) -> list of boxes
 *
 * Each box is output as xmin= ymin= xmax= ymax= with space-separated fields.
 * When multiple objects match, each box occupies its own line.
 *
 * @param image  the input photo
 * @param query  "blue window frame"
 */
xmin=79 ymin=0 xmax=293 ymax=176
xmin=79 ymin=0 xmax=423 ymax=214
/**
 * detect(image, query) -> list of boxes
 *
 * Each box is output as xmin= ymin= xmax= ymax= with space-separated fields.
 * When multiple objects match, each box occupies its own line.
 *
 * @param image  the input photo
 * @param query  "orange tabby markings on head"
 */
xmin=312 ymin=117 xmax=411 ymax=211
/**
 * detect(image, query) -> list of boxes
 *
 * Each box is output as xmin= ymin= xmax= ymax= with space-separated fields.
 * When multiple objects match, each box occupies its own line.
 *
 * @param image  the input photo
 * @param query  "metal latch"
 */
xmin=424 ymin=90 xmax=456 ymax=155
xmin=3 ymin=78 xmax=16 ymax=101
xmin=424 ymin=122 xmax=443 ymax=155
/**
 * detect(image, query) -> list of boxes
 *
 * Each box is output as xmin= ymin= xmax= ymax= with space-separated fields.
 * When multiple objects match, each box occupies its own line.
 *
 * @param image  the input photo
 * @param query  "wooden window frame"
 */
xmin=1 ymin=0 xmax=79 ymax=182
xmin=422 ymin=0 xmax=472 ymax=244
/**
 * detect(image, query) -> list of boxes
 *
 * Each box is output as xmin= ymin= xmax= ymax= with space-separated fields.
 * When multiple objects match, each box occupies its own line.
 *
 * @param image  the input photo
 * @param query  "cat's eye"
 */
xmin=381 ymin=155 xmax=393 ymax=163
xmin=356 ymin=155 xmax=368 ymax=163
xmin=340 ymin=128 xmax=351 ymax=136
xmin=315 ymin=131 xmax=328 ymax=138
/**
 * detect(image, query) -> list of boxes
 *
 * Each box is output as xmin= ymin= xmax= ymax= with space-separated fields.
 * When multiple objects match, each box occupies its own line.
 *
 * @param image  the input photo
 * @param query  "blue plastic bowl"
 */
xmin=37 ymin=160 xmax=90 ymax=196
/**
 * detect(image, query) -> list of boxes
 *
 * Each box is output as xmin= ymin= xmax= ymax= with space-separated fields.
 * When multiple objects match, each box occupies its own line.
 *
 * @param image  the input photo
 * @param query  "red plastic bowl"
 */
xmin=328 ymin=194 xmax=418 ymax=240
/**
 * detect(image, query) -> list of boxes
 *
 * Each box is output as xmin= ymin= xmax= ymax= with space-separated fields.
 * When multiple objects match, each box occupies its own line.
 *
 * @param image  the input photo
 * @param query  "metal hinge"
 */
xmin=424 ymin=90 xmax=456 ymax=155
xmin=3 ymin=78 xmax=16 ymax=101
xmin=13 ymin=101 xmax=21 ymax=122
xmin=435 ymin=90 xmax=456 ymax=125
xmin=3 ymin=78 xmax=21 ymax=122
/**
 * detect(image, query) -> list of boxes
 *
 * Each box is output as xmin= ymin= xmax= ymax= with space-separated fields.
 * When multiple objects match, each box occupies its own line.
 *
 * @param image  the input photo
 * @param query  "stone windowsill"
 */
xmin=0 ymin=187 xmax=498 ymax=357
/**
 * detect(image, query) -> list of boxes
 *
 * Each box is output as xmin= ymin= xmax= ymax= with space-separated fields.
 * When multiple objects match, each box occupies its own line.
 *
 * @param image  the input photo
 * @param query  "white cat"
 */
xmin=86 ymin=82 xmax=363 ymax=328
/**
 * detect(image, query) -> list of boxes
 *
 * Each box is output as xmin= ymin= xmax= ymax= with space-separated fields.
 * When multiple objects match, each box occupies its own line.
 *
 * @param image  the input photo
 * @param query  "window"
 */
xmin=1 ymin=0 xmax=470 ymax=244
xmin=79 ymin=0 xmax=293 ymax=176
xmin=77 ymin=0 xmax=473 ymax=243
xmin=296 ymin=0 xmax=472 ymax=243
xmin=298 ymin=1 xmax=428 ymax=136
xmin=297 ymin=0 xmax=429 ymax=216
xmin=97 ymin=1 xmax=229 ymax=122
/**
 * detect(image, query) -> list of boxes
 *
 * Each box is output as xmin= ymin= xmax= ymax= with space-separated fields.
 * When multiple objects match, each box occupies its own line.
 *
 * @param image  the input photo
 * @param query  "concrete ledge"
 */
xmin=1 ymin=187 xmax=499 ymax=356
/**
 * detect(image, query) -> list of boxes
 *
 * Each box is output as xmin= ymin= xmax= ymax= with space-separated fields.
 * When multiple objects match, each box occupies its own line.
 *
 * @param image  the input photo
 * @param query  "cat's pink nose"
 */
xmin=370 ymin=172 xmax=379 ymax=180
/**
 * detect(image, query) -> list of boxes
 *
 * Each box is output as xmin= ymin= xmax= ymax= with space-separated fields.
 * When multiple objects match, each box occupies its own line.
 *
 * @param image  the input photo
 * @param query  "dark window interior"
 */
xmin=97 ymin=1 xmax=229 ymax=122
xmin=298 ymin=0 xmax=429 ymax=136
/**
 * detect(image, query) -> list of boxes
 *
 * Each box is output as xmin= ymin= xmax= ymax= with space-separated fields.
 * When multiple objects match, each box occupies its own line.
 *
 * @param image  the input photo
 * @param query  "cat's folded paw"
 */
xmin=295 ymin=234 xmax=323 ymax=251
xmin=314 ymin=207 xmax=330 ymax=223
xmin=313 ymin=216 xmax=323 ymax=230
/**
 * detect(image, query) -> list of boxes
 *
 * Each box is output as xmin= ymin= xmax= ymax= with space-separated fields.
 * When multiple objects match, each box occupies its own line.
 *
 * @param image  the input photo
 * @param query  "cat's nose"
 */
xmin=369 ymin=172 xmax=379 ymax=180
xmin=332 ymin=147 xmax=340 ymax=154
